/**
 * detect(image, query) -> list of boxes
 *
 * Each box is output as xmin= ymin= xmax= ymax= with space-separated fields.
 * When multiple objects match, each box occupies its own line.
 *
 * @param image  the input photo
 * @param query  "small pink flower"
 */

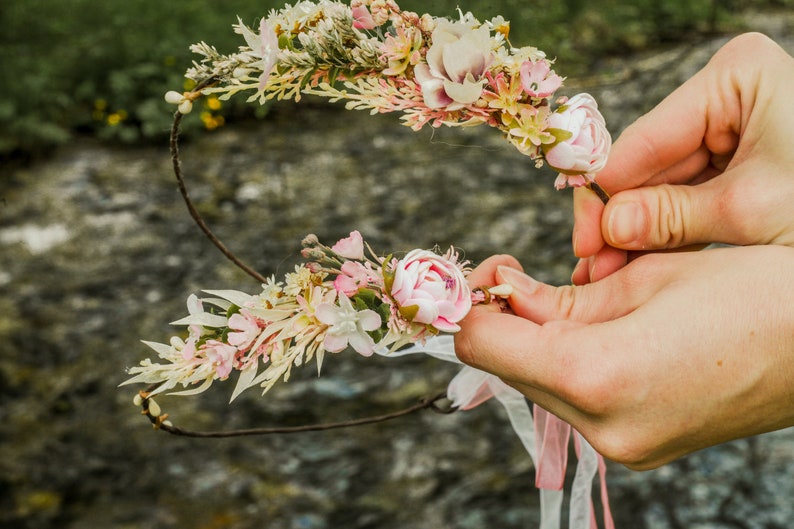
xmin=257 ymin=20 xmax=279 ymax=90
xmin=390 ymin=248 xmax=471 ymax=333
xmin=519 ymin=60 xmax=563 ymax=98
xmin=332 ymin=230 xmax=364 ymax=260
xmin=544 ymin=93 xmax=611 ymax=189
xmin=201 ymin=340 xmax=238 ymax=379
xmin=414 ymin=20 xmax=493 ymax=110
xmin=237 ymin=18 xmax=279 ymax=90
xmin=351 ymin=5 xmax=377 ymax=30
xmin=334 ymin=260 xmax=370 ymax=296
xmin=227 ymin=309 xmax=262 ymax=351
xmin=381 ymin=26 xmax=423 ymax=76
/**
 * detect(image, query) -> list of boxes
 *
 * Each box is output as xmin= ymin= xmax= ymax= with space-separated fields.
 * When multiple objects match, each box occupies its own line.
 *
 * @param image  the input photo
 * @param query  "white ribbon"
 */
xmin=379 ymin=336 xmax=613 ymax=529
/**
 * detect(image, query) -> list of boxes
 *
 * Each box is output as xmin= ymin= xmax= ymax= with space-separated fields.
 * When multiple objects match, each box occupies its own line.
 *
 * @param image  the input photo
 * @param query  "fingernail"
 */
xmin=571 ymin=258 xmax=588 ymax=283
xmin=497 ymin=265 xmax=538 ymax=295
xmin=607 ymin=202 xmax=645 ymax=245
xmin=572 ymin=228 xmax=580 ymax=257
xmin=588 ymin=255 xmax=598 ymax=281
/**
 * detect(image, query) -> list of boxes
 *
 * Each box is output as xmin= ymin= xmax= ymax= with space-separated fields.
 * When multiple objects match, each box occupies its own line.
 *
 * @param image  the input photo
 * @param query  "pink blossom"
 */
xmin=414 ymin=20 xmax=493 ymax=110
xmin=227 ymin=309 xmax=262 ymax=351
xmin=390 ymin=248 xmax=472 ymax=333
xmin=519 ymin=60 xmax=563 ymax=98
xmin=351 ymin=5 xmax=377 ymax=30
xmin=201 ymin=340 xmax=238 ymax=379
xmin=256 ymin=20 xmax=279 ymax=90
xmin=331 ymin=230 xmax=364 ymax=260
xmin=237 ymin=18 xmax=279 ymax=90
xmin=334 ymin=260 xmax=370 ymax=296
xmin=381 ymin=26 xmax=423 ymax=76
xmin=544 ymin=93 xmax=611 ymax=189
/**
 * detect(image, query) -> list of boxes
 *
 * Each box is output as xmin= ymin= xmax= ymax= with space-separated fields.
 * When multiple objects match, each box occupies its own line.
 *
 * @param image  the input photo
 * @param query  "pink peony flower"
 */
xmin=544 ymin=93 xmax=611 ymax=189
xmin=332 ymin=230 xmax=365 ymax=260
xmin=389 ymin=249 xmax=471 ymax=333
xmin=414 ymin=20 xmax=493 ymax=110
xmin=519 ymin=60 xmax=563 ymax=99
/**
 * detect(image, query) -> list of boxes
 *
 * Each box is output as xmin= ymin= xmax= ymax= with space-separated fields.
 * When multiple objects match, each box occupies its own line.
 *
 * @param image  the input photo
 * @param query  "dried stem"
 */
xmin=140 ymin=388 xmax=456 ymax=438
xmin=169 ymin=79 xmax=269 ymax=285
xmin=586 ymin=181 xmax=611 ymax=204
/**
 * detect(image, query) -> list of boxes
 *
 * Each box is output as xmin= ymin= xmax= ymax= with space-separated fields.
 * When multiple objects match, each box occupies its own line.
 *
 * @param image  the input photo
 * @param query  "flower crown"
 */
xmin=125 ymin=2 xmax=615 ymax=527
xmin=129 ymin=0 xmax=613 ymax=402
xmin=164 ymin=0 xmax=611 ymax=189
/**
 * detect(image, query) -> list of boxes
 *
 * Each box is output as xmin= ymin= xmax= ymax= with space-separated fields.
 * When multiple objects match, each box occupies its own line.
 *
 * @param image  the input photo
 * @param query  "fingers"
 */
xmin=467 ymin=254 xmax=522 ymax=289
xmin=601 ymin=176 xmax=751 ymax=250
xmin=454 ymin=307 xmax=581 ymax=397
xmin=496 ymin=258 xmax=662 ymax=324
xmin=572 ymin=186 xmax=606 ymax=258
xmin=571 ymin=245 xmax=628 ymax=285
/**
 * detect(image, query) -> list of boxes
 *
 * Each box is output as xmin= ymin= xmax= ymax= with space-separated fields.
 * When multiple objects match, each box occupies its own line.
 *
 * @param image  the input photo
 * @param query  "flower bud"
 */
xmin=164 ymin=90 xmax=185 ymax=104
xmin=302 ymin=234 xmax=320 ymax=247
xmin=133 ymin=394 xmax=143 ymax=407
xmin=178 ymin=100 xmax=194 ymax=114
xmin=233 ymin=67 xmax=251 ymax=79
xmin=486 ymin=283 xmax=514 ymax=297
xmin=147 ymin=399 xmax=162 ymax=417
xmin=301 ymin=248 xmax=325 ymax=260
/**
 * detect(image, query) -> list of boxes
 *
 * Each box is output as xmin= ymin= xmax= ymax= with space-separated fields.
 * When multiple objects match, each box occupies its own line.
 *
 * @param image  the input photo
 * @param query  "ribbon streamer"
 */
xmin=386 ymin=336 xmax=614 ymax=529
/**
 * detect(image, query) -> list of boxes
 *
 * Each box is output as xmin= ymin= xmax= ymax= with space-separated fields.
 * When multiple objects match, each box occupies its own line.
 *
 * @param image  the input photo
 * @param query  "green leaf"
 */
xmin=354 ymin=288 xmax=378 ymax=307
xmin=399 ymin=304 xmax=419 ymax=322
xmin=376 ymin=303 xmax=391 ymax=323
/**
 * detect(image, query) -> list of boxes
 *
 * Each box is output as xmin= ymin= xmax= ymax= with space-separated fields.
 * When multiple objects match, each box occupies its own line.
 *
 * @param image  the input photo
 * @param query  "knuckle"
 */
xmin=653 ymin=184 xmax=688 ymax=248
xmin=550 ymin=285 xmax=579 ymax=320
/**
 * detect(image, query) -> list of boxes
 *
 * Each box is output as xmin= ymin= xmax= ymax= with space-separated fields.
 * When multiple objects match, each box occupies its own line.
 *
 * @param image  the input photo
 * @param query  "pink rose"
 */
xmin=519 ymin=60 xmax=563 ymax=99
xmin=414 ymin=20 xmax=493 ymax=110
xmin=390 ymin=249 xmax=471 ymax=333
xmin=332 ymin=230 xmax=364 ymax=260
xmin=544 ymin=93 xmax=611 ymax=189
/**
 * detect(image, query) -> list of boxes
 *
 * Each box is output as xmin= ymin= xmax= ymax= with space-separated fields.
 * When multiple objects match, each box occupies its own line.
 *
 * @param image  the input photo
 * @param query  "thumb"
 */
xmin=602 ymin=181 xmax=723 ymax=250
xmin=495 ymin=263 xmax=660 ymax=324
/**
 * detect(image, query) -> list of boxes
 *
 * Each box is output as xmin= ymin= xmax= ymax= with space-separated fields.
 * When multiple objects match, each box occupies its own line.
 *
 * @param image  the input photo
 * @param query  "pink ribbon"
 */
xmin=380 ymin=336 xmax=615 ymax=529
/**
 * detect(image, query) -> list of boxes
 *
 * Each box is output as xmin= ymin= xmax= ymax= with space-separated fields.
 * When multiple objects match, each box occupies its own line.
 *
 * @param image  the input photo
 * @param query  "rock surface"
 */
xmin=2 ymin=14 xmax=794 ymax=529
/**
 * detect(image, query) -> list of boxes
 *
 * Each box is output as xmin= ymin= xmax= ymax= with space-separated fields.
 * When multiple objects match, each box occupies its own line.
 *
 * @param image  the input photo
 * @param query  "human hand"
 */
xmin=571 ymin=33 xmax=794 ymax=284
xmin=455 ymin=248 xmax=794 ymax=470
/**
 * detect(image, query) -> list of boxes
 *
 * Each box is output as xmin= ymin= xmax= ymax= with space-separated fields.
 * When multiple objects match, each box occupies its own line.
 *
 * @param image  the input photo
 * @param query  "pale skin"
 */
xmin=454 ymin=33 xmax=794 ymax=470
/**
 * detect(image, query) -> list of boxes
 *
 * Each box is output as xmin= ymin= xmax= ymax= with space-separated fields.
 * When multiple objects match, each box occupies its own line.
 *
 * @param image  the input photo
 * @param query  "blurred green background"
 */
xmin=1 ymin=0 xmax=789 ymax=160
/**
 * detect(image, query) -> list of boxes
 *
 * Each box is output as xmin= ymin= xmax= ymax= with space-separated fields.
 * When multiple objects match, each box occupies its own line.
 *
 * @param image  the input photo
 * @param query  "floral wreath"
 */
xmin=124 ymin=1 xmax=615 ymax=528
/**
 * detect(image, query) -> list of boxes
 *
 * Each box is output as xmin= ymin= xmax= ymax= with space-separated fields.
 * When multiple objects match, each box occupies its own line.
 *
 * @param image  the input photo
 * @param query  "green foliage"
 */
xmin=0 ymin=0 xmax=789 ymax=158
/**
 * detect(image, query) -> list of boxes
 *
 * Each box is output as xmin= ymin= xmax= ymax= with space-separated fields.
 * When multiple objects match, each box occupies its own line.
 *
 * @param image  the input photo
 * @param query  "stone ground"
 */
xmin=1 ymin=11 xmax=794 ymax=529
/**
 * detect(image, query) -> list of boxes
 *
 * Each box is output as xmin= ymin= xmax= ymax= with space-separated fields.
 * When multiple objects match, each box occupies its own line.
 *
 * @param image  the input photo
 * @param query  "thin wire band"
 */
xmin=169 ymin=78 xmax=269 ymax=285
xmin=160 ymin=84 xmax=459 ymax=437
xmin=139 ymin=387 xmax=456 ymax=438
